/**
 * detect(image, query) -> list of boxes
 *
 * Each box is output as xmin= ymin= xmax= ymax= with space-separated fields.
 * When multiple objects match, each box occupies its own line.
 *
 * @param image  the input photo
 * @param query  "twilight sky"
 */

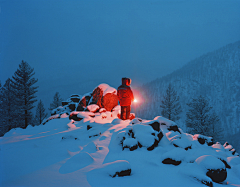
xmin=1 ymin=0 xmax=240 ymax=105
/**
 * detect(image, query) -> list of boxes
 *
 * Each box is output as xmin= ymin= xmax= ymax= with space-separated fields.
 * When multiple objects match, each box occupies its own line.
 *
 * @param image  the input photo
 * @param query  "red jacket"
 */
xmin=117 ymin=78 xmax=134 ymax=106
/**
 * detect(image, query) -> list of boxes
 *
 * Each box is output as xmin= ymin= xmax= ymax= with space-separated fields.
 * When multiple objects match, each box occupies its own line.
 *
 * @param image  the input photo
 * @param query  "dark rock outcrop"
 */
xmin=206 ymin=169 xmax=227 ymax=183
xmin=111 ymin=169 xmax=131 ymax=178
xmin=162 ymin=158 xmax=181 ymax=166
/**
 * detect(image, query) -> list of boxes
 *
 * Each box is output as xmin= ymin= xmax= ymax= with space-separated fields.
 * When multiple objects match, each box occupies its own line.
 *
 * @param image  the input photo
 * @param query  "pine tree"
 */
xmin=49 ymin=92 xmax=63 ymax=111
xmin=160 ymin=83 xmax=182 ymax=121
xmin=186 ymin=95 xmax=222 ymax=140
xmin=11 ymin=60 xmax=38 ymax=129
xmin=0 ymin=79 xmax=18 ymax=135
xmin=34 ymin=100 xmax=48 ymax=126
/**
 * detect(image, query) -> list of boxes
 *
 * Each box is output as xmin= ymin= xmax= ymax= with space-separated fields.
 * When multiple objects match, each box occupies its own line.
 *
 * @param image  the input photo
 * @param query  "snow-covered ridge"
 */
xmin=1 ymin=109 xmax=239 ymax=187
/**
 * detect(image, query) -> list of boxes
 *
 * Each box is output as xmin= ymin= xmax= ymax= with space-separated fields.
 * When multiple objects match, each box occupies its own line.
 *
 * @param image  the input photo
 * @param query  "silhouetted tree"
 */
xmin=186 ymin=95 xmax=223 ymax=141
xmin=0 ymin=78 xmax=18 ymax=135
xmin=11 ymin=60 xmax=38 ymax=129
xmin=34 ymin=100 xmax=48 ymax=126
xmin=160 ymin=83 xmax=182 ymax=121
xmin=49 ymin=92 xmax=63 ymax=111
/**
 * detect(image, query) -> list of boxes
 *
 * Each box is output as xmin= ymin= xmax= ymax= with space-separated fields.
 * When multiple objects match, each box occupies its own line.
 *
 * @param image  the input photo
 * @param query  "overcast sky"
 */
xmin=1 ymin=0 xmax=240 ymax=104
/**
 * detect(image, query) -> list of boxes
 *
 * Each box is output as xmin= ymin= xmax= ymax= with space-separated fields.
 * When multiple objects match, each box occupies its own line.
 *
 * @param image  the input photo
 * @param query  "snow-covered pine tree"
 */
xmin=34 ymin=100 xmax=47 ymax=126
xmin=0 ymin=78 xmax=18 ymax=136
xmin=186 ymin=95 xmax=222 ymax=141
xmin=160 ymin=83 xmax=182 ymax=122
xmin=49 ymin=92 xmax=63 ymax=111
xmin=11 ymin=60 xmax=38 ymax=129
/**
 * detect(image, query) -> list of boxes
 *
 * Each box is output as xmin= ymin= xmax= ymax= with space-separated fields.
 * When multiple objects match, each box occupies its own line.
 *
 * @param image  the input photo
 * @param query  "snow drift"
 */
xmin=1 ymin=106 xmax=240 ymax=187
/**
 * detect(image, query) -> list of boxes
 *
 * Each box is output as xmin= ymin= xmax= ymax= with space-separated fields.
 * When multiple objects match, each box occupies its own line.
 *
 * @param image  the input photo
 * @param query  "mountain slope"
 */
xmin=138 ymin=41 xmax=240 ymax=139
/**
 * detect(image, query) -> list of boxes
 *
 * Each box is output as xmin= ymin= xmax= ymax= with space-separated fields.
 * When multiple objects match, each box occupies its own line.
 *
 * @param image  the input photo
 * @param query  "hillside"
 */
xmin=1 ymin=109 xmax=240 ymax=187
xmin=137 ymin=41 xmax=240 ymax=143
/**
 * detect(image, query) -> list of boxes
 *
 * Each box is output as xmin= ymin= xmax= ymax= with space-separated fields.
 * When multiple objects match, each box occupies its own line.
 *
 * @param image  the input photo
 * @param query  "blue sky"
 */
xmin=1 ymin=0 xmax=240 ymax=105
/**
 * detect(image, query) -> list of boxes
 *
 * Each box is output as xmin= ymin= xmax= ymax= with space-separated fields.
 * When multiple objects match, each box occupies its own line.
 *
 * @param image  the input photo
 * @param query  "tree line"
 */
xmin=0 ymin=60 xmax=63 ymax=136
xmin=160 ymin=83 xmax=224 ymax=142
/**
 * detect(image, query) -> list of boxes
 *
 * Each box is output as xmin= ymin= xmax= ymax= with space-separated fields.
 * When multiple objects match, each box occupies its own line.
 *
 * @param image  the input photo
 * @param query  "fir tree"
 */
xmin=34 ymin=100 xmax=48 ymax=126
xmin=186 ymin=95 xmax=222 ymax=141
xmin=49 ymin=92 xmax=63 ymax=111
xmin=11 ymin=60 xmax=38 ymax=129
xmin=160 ymin=83 xmax=182 ymax=121
xmin=0 ymin=79 xmax=18 ymax=135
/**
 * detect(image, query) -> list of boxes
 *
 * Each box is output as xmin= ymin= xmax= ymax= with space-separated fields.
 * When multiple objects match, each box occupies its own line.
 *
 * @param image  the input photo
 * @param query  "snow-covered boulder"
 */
xmin=161 ymin=148 xmax=188 ymax=166
xmin=90 ymin=83 xmax=118 ymax=111
xmin=70 ymin=94 xmax=81 ymax=103
xmin=87 ymin=104 xmax=100 ymax=113
xmin=78 ymin=93 xmax=92 ymax=110
xmin=195 ymin=155 xmax=227 ymax=183
xmin=193 ymin=134 xmax=213 ymax=146
xmin=69 ymin=111 xmax=95 ymax=121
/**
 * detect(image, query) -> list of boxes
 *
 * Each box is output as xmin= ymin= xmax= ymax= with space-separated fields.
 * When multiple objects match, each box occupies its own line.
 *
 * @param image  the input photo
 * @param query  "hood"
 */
xmin=122 ymin=77 xmax=131 ymax=85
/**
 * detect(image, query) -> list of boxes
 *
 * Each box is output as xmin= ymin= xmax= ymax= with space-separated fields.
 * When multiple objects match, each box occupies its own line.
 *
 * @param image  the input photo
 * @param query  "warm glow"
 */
xmin=134 ymin=99 xmax=138 ymax=103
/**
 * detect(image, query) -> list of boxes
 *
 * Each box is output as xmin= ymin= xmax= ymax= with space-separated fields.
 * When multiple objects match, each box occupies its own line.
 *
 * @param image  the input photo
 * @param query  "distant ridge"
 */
xmin=138 ymin=40 xmax=240 ymax=146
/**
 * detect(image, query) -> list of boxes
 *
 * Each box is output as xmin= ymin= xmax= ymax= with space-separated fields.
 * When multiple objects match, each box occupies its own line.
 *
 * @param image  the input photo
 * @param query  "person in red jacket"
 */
xmin=117 ymin=77 xmax=134 ymax=120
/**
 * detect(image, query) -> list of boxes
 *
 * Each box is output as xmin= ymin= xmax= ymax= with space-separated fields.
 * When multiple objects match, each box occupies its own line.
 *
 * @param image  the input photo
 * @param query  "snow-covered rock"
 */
xmin=195 ymin=155 xmax=227 ymax=183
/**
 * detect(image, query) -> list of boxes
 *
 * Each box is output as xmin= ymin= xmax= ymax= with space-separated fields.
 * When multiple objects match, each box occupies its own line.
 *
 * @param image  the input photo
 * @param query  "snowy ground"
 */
xmin=1 ymin=110 xmax=240 ymax=187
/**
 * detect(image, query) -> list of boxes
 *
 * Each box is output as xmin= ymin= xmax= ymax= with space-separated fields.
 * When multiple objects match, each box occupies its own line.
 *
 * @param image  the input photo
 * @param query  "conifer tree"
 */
xmin=160 ymin=83 xmax=182 ymax=121
xmin=186 ymin=95 xmax=222 ymax=141
xmin=11 ymin=60 xmax=38 ymax=129
xmin=49 ymin=92 xmax=63 ymax=111
xmin=34 ymin=100 xmax=48 ymax=125
xmin=0 ymin=79 xmax=17 ymax=135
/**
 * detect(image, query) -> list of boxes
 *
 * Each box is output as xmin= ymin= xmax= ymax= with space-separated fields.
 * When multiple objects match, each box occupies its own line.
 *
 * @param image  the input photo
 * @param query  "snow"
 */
xmin=95 ymin=83 xmax=117 ymax=96
xmin=1 ymin=112 xmax=240 ymax=187
xmin=195 ymin=155 xmax=225 ymax=170
xmin=87 ymin=104 xmax=100 ymax=113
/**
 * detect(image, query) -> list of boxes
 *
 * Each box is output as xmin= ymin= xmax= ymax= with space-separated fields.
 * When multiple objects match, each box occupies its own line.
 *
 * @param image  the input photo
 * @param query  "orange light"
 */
xmin=134 ymin=99 xmax=138 ymax=103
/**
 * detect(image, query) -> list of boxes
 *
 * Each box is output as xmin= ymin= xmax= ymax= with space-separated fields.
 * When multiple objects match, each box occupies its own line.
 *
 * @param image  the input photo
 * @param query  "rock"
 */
xmin=90 ymin=84 xmax=118 ymax=111
xmin=76 ymin=104 xmax=85 ymax=111
xmin=147 ymin=139 xmax=160 ymax=151
xmin=167 ymin=125 xmax=181 ymax=133
xmin=69 ymin=112 xmax=83 ymax=121
xmin=149 ymin=121 xmax=160 ymax=131
xmin=112 ymin=169 xmax=131 ymax=177
xmin=106 ymin=160 xmax=131 ymax=178
xmin=130 ymin=118 xmax=142 ymax=125
xmin=70 ymin=94 xmax=81 ymax=103
xmin=162 ymin=158 xmax=181 ymax=166
xmin=206 ymin=169 xmax=227 ymax=183
xmin=68 ymin=103 xmax=76 ymax=111
xmin=87 ymin=104 xmax=100 ymax=113
xmin=219 ymin=158 xmax=231 ymax=169
xmin=87 ymin=125 xmax=92 ymax=130
xmin=195 ymin=155 xmax=227 ymax=183
xmin=99 ymin=108 xmax=107 ymax=113
xmin=90 ymin=86 xmax=103 ymax=107
xmin=194 ymin=134 xmax=213 ymax=146
xmin=62 ymin=101 xmax=69 ymax=106
xmin=102 ymin=93 xmax=118 ymax=111
xmin=123 ymin=137 xmax=138 ymax=151
xmin=79 ymin=95 xmax=91 ymax=108
xmin=171 ymin=138 xmax=192 ymax=150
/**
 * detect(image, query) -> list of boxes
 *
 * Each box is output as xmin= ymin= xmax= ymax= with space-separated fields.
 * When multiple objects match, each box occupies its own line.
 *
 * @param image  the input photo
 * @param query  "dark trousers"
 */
xmin=120 ymin=106 xmax=131 ymax=120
